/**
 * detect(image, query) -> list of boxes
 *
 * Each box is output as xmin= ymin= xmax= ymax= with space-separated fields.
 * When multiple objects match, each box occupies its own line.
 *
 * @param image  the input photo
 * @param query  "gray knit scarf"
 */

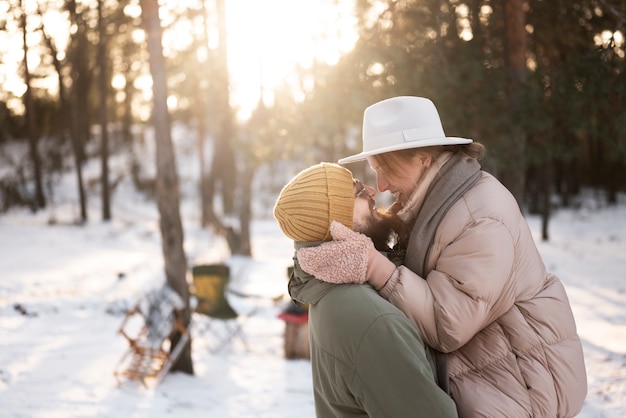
xmin=404 ymin=151 xmax=481 ymax=276
xmin=403 ymin=151 xmax=482 ymax=394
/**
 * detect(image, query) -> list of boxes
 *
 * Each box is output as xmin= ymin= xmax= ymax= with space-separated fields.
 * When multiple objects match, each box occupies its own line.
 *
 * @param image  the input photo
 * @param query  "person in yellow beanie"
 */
xmin=274 ymin=162 xmax=458 ymax=418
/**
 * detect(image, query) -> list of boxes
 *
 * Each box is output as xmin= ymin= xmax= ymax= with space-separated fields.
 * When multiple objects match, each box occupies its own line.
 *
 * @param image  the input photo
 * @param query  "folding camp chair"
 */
xmin=190 ymin=264 xmax=257 ymax=353
xmin=113 ymin=285 xmax=189 ymax=387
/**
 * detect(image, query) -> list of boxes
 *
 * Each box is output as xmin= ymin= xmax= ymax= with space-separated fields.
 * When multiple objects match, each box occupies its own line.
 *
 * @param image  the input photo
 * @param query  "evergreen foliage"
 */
xmin=0 ymin=0 xmax=624 ymax=218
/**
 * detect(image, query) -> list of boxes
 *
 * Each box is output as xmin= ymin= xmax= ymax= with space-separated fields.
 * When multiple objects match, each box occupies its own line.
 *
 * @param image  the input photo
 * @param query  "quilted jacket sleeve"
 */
xmin=381 ymin=217 xmax=516 ymax=352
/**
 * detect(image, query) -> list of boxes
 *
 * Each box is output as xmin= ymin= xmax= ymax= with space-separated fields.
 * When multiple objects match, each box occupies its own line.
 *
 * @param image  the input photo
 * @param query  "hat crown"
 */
xmin=363 ymin=96 xmax=445 ymax=151
xmin=338 ymin=96 xmax=472 ymax=164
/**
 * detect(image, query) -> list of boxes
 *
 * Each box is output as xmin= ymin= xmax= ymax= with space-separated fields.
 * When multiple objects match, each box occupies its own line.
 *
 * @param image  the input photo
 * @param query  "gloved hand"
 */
xmin=297 ymin=221 xmax=396 ymax=289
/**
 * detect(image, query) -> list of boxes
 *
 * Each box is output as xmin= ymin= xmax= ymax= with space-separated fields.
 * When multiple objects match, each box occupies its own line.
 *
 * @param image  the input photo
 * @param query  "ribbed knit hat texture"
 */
xmin=274 ymin=163 xmax=354 ymax=242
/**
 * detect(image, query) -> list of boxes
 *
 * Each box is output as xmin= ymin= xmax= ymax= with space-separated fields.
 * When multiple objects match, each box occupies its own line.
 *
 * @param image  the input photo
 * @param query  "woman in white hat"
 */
xmin=297 ymin=96 xmax=587 ymax=418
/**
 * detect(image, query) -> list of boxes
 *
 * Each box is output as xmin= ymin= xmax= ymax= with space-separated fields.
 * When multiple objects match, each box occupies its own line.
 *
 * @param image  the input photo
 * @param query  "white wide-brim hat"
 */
xmin=338 ymin=96 xmax=473 ymax=164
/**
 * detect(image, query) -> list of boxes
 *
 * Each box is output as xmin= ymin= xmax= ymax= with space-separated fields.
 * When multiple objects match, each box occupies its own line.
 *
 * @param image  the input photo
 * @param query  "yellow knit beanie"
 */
xmin=274 ymin=163 xmax=354 ymax=242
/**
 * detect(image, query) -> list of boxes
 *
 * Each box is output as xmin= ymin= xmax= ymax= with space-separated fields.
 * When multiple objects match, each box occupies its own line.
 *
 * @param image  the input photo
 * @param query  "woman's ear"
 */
xmin=419 ymin=153 xmax=433 ymax=168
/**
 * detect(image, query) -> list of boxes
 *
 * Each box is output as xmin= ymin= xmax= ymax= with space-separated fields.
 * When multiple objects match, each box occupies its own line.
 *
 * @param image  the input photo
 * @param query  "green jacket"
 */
xmin=289 ymin=242 xmax=458 ymax=418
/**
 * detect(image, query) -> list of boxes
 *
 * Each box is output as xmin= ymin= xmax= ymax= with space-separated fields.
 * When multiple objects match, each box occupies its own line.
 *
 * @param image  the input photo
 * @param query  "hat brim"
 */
xmin=338 ymin=136 xmax=473 ymax=164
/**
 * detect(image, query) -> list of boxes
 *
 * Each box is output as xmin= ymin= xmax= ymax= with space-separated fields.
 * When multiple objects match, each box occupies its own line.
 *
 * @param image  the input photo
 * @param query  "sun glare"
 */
xmin=1 ymin=0 xmax=358 ymax=122
xmin=224 ymin=0 xmax=358 ymax=120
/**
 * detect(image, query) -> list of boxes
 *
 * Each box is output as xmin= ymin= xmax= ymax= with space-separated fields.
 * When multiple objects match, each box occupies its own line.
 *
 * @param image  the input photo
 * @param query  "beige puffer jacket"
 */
xmin=380 ymin=172 xmax=587 ymax=417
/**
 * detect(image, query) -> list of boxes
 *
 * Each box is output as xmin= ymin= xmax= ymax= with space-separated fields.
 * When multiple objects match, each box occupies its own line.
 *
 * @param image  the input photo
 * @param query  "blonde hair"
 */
xmin=371 ymin=142 xmax=485 ymax=180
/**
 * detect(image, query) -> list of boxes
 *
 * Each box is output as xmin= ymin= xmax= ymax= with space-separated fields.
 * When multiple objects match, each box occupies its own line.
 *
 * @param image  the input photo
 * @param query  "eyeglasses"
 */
xmin=354 ymin=179 xmax=371 ymax=199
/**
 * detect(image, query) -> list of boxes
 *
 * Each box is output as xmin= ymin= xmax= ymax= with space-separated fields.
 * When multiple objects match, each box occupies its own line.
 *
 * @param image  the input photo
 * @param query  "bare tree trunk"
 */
xmin=140 ymin=0 xmax=193 ymax=375
xmin=503 ymin=0 xmax=527 ymax=209
xmin=64 ymin=0 xmax=89 ymax=222
xmin=98 ymin=0 xmax=111 ymax=221
xmin=199 ymin=0 xmax=212 ymax=228
xmin=197 ymin=113 xmax=210 ymax=226
xmin=540 ymin=161 xmax=551 ymax=241
xmin=213 ymin=0 xmax=237 ymax=215
xmin=122 ymin=43 xmax=134 ymax=146
xmin=193 ymin=0 xmax=244 ymax=256
xmin=69 ymin=96 xmax=88 ymax=222
xmin=20 ymin=0 xmax=46 ymax=210
xmin=236 ymin=166 xmax=254 ymax=256
xmin=38 ymin=11 xmax=87 ymax=222
xmin=66 ymin=0 xmax=90 ymax=163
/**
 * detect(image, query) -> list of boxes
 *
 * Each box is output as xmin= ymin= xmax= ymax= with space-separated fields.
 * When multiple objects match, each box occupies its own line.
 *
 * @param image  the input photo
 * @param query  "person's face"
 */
xmin=366 ymin=154 xmax=431 ymax=206
xmin=352 ymin=179 xmax=379 ymax=231
xmin=351 ymin=178 xmax=407 ymax=251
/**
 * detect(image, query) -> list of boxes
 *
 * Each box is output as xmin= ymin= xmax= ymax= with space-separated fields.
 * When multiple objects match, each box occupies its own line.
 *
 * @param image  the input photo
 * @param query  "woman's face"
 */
xmin=366 ymin=154 xmax=430 ymax=206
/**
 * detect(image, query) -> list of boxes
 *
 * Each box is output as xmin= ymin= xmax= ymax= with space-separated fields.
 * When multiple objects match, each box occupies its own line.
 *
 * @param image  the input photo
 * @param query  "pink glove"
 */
xmin=297 ymin=221 xmax=396 ymax=289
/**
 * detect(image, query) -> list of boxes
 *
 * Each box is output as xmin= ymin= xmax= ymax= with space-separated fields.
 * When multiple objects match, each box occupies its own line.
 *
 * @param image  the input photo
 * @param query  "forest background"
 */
xmin=1 ymin=0 xmax=625 ymax=378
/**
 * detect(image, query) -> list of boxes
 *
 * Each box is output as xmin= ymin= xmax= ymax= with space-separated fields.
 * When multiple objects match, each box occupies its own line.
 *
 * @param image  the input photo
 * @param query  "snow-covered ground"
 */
xmin=1 ymin=152 xmax=625 ymax=416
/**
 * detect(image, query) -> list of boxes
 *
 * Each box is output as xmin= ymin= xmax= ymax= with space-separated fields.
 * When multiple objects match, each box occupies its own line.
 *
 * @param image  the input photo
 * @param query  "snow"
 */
xmin=1 ymin=151 xmax=625 ymax=417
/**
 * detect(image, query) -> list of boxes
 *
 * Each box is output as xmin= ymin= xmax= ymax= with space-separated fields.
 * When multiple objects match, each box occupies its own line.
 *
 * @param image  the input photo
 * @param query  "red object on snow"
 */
xmin=278 ymin=311 xmax=309 ymax=324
